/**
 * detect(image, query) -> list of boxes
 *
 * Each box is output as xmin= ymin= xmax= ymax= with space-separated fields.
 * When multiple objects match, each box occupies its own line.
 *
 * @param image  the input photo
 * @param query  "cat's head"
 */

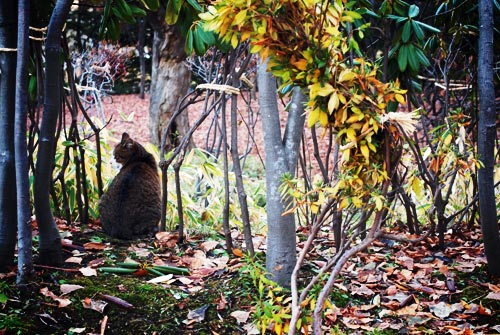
xmin=113 ymin=132 xmax=145 ymax=165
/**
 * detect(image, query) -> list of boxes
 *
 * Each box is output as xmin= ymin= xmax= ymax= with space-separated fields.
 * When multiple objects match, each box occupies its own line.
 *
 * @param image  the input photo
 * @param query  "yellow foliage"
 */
xmin=199 ymin=0 xmax=415 ymax=204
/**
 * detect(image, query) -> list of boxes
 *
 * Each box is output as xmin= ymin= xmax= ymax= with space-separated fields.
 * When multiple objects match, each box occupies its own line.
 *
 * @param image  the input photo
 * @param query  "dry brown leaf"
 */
xmin=82 ymin=298 xmax=107 ymax=313
xmin=487 ymin=283 xmax=500 ymax=293
xmin=155 ymin=231 xmax=179 ymax=248
xmin=230 ymin=310 xmax=250 ymax=324
xmin=396 ymin=256 xmax=414 ymax=270
xmin=232 ymin=248 xmax=243 ymax=257
xmin=60 ymin=284 xmax=84 ymax=295
xmin=40 ymin=287 xmax=72 ymax=308
xmin=395 ymin=303 xmax=419 ymax=316
xmin=87 ymin=258 xmax=106 ymax=267
xmin=83 ymin=242 xmax=106 ymax=251
xmin=147 ymin=274 xmax=174 ymax=284
xmin=485 ymin=292 xmax=500 ymax=300
xmin=430 ymin=301 xmax=455 ymax=318
xmin=79 ymin=267 xmax=97 ymax=277
xmin=385 ymin=285 xmax=398 ymax=296
xmin=214 ymin=293 xmax=227 ymax=310
xmin=65 ymin=256 xmax=83 ymax=264
xmin=350 ymin=284 xmax=375 ymax=297
xmin=478 ymin=302 xmax=492 ymax=316
xmin=200 ymin=241 xmax=219 ymax=252
xmin=186 ymin=304 xmax=209 ymax=322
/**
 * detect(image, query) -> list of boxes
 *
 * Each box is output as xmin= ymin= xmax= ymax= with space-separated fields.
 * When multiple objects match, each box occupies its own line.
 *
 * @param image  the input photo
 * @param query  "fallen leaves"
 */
xmin=40 ymin=287 xmax=72 ymax=308
xmin=79 ymin=266 xmax=97 ymax=277
xmin=82 ymin=297 xmax=107 ymax=313
xmin=60 ymin=284 xmax=84 ymax=295
xmin=230 ymin=310 xmax=250 ymax=324
xmin=308 ymin=231 xmax=498 ymax=333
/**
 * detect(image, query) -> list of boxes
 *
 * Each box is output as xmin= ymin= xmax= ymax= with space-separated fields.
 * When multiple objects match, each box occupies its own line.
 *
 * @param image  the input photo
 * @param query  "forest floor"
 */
xmin=1 ymin=220 xmax=500 ymax=334
xmin=2 ymin=95 xmax=500 ymax=335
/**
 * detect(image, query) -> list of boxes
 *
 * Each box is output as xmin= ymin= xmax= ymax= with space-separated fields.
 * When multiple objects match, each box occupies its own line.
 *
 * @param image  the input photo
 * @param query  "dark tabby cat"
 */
xmin=98 ymin=132 xmax=161 ymax=239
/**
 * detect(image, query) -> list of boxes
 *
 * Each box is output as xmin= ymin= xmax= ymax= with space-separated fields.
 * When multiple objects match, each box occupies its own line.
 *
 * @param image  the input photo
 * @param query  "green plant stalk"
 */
xmin=146 ymin=267 xmax=165 ymax=277
xmin=116 ymin=262 xmax=141 ymax=269
xmin=98 ymin=267 xmax=137 ymax=274
xmin=152 ymin=265 xmax=190 ymax=275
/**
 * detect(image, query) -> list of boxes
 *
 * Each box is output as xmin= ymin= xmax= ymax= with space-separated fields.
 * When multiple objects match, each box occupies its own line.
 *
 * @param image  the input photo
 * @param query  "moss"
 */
xmin=2 ymin=266 xmax=256 ymax=335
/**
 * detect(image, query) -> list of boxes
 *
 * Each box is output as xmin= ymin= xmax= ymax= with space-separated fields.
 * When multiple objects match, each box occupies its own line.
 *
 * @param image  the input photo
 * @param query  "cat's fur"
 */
xmin=98 ymin=132 xmax=161 ymax=239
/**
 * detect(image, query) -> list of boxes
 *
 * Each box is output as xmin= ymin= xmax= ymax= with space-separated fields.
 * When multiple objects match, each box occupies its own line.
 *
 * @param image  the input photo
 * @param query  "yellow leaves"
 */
xmin=198 ymin=0 xmax=413 ymax=206
xmin=373 ymin=194 xmax=385 ymax=211
xmin=338 ymin=197 xmax=350 ymax=210
xmin=309 ymin=82 xmax=334 ymax=100
xmin=307 ymin=108 xmax=328 ymax=127
xmin=328 ymin=91 xmax=340 ymax=113
xmin=346 ymin=127 xmax=357 ymax=144
xmin=291 ymin=57 xmax=308 ymax=71
xmin=198 ymin=7 xmax=216 ymax=21
xmin=410 ymin=175 xmax=422 ymax=198
xmin=360 ymin=144 xmax=370 ymax=161
xmin=443 ymin=132 xmax=453 ymax=147
xmin=338 ymin=68 xmax=356 ymax=83
xmin=231 ymin=34 xmax=239 ymax=48
xmin=233 ymin=9 xmax=247 ymax=26
xmin=395 ymin=93 xmax=406 ymax=104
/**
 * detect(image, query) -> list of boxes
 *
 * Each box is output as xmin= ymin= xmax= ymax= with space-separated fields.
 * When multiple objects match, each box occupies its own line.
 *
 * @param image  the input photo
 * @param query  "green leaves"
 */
xmin=408 ymin=4 xmax=419 ymax=18
xmin=402 ymin=21 xmax=412 ymax=43
xmin=387 ymin=3 xmax=440 ymax=73
xmin=99 ymin=0 xmax=148 ymax=40
xmin=165 ymin=0 xmax=183 ymax=25
xmin=186 ymin=22 xmax=216 ymax=55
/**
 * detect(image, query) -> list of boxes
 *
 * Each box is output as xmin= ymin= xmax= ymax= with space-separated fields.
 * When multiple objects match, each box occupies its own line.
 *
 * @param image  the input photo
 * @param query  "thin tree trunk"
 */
xmin=220 ymin=97 xmax=233 ymax=252
xmin=230 ymin=72 xmax=254 ymax=256
xmin=0 ymin=0 xmax=18 ymax=271
xmin=16 ymin=0 xmax=34 ymax=285
xmin=34 ymin=0 xmax=72 ymax=266
xmin=138 ymin=18 xmax=146 ymax=100
xmin=477 ymin=0 xmax=500 ymax=276
xmin=258 ymin=59 xmax=305 ymax=287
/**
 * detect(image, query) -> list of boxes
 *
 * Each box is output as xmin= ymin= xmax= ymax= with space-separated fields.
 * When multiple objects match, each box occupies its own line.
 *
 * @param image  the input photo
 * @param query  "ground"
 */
xmin=2 ymin=220 xmax=500 ymax=334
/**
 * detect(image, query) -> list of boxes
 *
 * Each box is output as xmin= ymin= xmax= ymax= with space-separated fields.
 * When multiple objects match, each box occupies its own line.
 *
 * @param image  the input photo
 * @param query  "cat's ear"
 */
xmin=121 ymin=133 xmax=130 ymax=142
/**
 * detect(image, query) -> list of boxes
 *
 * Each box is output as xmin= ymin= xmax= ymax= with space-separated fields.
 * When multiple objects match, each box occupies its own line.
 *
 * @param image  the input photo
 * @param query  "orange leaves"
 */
xmin=200 ymin=0 xmax=413 ymax=203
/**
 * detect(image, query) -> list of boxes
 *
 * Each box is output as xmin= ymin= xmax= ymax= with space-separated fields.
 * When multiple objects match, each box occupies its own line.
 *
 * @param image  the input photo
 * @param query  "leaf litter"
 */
xmin=2 ymin=218 xmax=500 ymax=334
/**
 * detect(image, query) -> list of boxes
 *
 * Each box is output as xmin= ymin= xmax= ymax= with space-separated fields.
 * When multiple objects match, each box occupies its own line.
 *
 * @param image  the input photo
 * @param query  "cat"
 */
xmin=98 ymin=132 xmax=162 ymax=240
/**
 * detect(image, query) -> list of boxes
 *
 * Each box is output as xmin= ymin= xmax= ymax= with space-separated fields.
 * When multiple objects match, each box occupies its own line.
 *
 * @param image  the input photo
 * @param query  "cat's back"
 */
xmin=99 ymin=133 xmax=161 ymax=239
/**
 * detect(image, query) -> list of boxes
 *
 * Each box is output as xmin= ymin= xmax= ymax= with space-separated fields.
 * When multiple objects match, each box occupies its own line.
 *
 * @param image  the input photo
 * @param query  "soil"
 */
xmin=1 ymin=224 xmax=262 ymax=335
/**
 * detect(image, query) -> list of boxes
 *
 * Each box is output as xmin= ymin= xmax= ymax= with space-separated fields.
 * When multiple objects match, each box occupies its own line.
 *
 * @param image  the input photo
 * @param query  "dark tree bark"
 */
xmin=230 ymin=65 xmax=254 ymax=256
xmin=16 ymin=0 xmax=34 ymax=285
xmin=148 ymin=11 xmax=191 ymax=147
xmin=138 ymin=18 xmax=146 ymax=100
xmin=0 ymin=0 xmax=18 ymax=272
xmin=477 ymin=0 xmax=500 ymax=276
xmin=34 ymin=0 xmax=73 ymax=266
xmin=258 ymin=59 xmax=305 ymax=287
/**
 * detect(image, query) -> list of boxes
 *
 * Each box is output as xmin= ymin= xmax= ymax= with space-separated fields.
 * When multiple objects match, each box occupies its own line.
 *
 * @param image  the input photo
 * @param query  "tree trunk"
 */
xmin=149 ymin=22 xmax=191 ymax=147
xmin=15 ymin=0 xmax=34 ymax=285
xmin=34 ymin=0 xmax=72 ymax=266
xmin=231 ymin=73 xmax=254 ymax=256
xmin=138 ymin=18 xmax=146 ymax=100
xmin=0 ymin=0 xmax=18 ymax=272
xmin=477 ymin=0 xmax=500 ymax=276
xmin=258 ymin=59 xmax=305 ymax=287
